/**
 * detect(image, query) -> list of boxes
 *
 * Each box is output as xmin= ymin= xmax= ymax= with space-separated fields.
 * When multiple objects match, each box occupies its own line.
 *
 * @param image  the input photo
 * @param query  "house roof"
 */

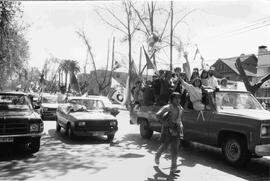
xmin=218 ymin=54 xmax=257 ymax=77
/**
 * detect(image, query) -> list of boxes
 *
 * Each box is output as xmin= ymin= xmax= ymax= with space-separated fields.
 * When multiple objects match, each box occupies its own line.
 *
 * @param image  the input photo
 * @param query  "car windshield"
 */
xmin=0 ymin=94 xmax=32 ymax=112
xmin=42 ymin=95 xmax=58 ymax=104
xmin=215 ymin=92 xmax=263 ymax=111
xmin=68 ymin=99 xmax=105 ymax=110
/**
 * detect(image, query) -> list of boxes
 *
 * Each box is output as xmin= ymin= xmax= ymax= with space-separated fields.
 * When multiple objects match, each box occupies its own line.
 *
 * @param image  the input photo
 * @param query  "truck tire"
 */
xmin=222 ymin=135 xmax=250 ymax=167
xmin=140 ymin=119 xmax=153 ymax=139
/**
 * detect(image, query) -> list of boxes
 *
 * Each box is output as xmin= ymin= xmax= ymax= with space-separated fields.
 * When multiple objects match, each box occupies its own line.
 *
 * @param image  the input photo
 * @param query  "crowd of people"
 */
xmin=131 ymin=66 xmax=226 ymax=111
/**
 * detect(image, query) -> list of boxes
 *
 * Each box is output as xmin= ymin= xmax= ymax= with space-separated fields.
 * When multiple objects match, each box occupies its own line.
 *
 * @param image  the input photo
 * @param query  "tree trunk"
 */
xmin=235 ymin=57 xmax=270 ymax=95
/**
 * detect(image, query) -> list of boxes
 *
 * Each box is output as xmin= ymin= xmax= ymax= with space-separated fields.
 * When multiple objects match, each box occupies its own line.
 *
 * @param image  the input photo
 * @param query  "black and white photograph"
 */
xmin=0 ymin=0 xmax=270 ymax=180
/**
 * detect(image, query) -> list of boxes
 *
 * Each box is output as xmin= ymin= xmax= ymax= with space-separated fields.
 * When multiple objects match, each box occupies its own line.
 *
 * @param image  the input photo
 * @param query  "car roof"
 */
xmin=0 ymin=91 xmax=28 ymax=96
xmin=68 ymin=95 xmax=109 ymax=101
xmin=216 ymin=89 xmax=249 ymax=93
xmin=41 ymin=93 xmax=57 ymax=97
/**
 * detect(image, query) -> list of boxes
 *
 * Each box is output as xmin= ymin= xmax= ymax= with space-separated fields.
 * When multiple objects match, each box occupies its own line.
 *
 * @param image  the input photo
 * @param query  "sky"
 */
xmin=21 ymin=0 xmax=270 ymax=73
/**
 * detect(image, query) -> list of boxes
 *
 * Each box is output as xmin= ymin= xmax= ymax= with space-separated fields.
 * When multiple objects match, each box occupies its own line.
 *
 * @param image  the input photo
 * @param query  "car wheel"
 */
xmin=107 ymin=134 xmax=115 ymax=142
xmin=56 ymin=120 xmax=61 ymax=132
xmin=140 ymin=119 xmax=153 ymax=139
xmin=66 ymin=124 xmax=74 ymax=140
xmin=222 ymin=135 xmax=250 ymax=167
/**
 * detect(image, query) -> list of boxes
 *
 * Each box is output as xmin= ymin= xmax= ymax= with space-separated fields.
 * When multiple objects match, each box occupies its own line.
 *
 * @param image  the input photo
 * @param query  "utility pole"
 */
xmin=170 ymin=1 xmax=173 ymax=71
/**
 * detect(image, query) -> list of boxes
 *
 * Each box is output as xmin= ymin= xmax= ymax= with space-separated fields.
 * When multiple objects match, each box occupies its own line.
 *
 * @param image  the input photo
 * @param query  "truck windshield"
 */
xmin=215 ymin=92 xmax=263 ymax=111
xmin=42 ymin=95 xmax=58 ymax=104
xmin=0 ymin=94 xmax=32 ymax=112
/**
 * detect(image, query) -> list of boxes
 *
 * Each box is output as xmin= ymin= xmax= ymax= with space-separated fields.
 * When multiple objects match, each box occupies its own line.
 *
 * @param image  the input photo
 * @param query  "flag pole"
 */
xmin=139 ymin=47 xmax=142 ymax=77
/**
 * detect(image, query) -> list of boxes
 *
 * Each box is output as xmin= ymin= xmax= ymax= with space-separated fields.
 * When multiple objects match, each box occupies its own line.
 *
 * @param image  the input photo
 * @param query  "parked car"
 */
xmin=0 ymin=92 xmax=43 ymax=154
xmin=39 ymin=93 xmax=58 ymax=120
xmin=56 ymin=96 xmax=118 ymax=142
xmin=130 ymin=89 xmax=270 ymax=167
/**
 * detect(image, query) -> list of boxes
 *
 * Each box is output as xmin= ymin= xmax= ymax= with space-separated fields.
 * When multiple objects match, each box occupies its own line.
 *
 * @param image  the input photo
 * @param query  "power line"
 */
xmin=208 ymin=16 xmax=270 ymax=40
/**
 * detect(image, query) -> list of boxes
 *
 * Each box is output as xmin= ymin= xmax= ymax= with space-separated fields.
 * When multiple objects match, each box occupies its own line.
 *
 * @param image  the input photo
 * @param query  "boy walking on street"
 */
xmin=155 ymin=92 xmax=183 ymax=175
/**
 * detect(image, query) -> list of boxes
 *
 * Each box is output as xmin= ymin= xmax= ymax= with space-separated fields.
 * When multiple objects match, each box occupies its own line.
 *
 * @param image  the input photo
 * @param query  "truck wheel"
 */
xmin=66 ymin=124 xmax=74 ymax=140
xmin=56 ymin=119 xmax=61 ymax=132
xmin=107 ymin=134 xmax=115 ymax=142
xmin=28 ymin=137 xmax=41 ymax=154
xmin=140 ymin=120 xmax=153 ymax=139
xmin=222 ymin=136 xmax=250 ymax=167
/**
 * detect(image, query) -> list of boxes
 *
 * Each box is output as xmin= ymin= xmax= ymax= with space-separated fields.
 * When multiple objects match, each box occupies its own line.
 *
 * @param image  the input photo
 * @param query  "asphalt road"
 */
xmin=0 ymin=110 xmax=270 ymax=181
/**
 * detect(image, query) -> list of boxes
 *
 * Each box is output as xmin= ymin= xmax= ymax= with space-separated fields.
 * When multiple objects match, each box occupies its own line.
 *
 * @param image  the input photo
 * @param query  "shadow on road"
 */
xmin=116 ymin=133 xmax=270 ymax=181
xmin=48 ymin=129 xmax=110 ymax=145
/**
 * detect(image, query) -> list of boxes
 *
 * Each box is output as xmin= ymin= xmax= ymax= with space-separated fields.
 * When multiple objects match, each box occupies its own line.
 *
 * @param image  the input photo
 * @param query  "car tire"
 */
xmin=140 ymin=119 xmax=153 ymax=139
xmin=66 ymin=124 xmax=74 ymax=140
xmin=56 ymin=120 xmax=61 ymax=132
xmin=222 ymin=135 xmax=250 ymax=167
xmin=107 ymin=134 xmax=115 ymax=142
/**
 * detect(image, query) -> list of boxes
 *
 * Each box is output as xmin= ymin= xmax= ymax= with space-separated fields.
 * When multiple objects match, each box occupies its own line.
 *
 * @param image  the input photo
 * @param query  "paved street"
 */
xmin=0 ymin=110 xmax=270 ymax=181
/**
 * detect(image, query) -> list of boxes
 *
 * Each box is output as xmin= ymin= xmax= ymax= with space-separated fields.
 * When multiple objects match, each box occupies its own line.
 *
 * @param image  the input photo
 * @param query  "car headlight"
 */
xmin=30 ymin=123 xmax=39 ymax=132
xmin=110 ymin=121 xmax=117 ymax=126
xmin=261 ymin=125 xmax=270 ymax=137
xmin=43 ymin=107 xmax=48 ymax=111
xmin=78 ymin=122 xmax=86 ymax=126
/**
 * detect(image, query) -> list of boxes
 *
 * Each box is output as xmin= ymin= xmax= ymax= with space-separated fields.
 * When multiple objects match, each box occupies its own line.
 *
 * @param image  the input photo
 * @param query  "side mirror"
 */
xmin=34 ymin=105 xmax=40 ymax=109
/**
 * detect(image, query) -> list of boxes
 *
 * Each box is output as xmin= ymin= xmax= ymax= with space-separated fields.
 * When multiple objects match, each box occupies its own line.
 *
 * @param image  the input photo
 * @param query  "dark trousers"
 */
xmin=156 ymin=137 xmax=180 ymax=170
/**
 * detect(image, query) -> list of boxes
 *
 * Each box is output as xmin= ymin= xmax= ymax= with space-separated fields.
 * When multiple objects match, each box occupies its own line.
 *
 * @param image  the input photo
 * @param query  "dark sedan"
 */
xmin=0 ymin=92 xmax=43 ymax=154
xmin=56 ymin=96 xmax=118 ymax=142
xmin=39 ymin=93 xmax=58 ymax=120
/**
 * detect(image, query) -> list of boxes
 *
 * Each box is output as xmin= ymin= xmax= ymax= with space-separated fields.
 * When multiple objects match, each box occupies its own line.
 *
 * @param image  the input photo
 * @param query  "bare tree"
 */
xmin=130 ymin=1 xmax=170 ymax=68
xmin=96 ymin=0 xmax=139 ymax=102
xmin=77 ymin=31 xmax=115 ymax=95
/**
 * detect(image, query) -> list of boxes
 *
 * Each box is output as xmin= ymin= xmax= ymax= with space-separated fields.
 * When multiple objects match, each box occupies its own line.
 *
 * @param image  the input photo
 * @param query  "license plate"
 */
xmin=0 ymin=137 xmax=14 ymax=143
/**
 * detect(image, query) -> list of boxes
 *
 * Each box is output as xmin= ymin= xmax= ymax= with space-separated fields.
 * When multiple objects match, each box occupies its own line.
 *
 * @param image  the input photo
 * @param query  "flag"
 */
xmin=112 ymin=60 xmax=121 ymax=71
xmin=121 ymin=73 xmax=131 ymax=108
xmin=142 ymin=46 xmax=154 ymax=69
xmin=200 ymin=55 xmax=205 ymax=70
xmin=183 ymin=53 xmax=191 ymax=80
xmin=69 ymin=71 xmax=81 ymax=95
xmin=193 ymin=47 xmax=199 ymax=60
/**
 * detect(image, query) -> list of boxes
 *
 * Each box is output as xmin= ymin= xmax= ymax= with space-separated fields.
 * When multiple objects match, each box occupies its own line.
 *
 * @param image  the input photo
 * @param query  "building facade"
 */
xmin=211 ymin=54 xmax=257 ymax=81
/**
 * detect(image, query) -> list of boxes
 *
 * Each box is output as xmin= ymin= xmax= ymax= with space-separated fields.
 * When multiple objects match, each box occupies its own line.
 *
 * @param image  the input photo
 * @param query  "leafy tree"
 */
xmin=0 ymin=1 xmax=29 ymax=90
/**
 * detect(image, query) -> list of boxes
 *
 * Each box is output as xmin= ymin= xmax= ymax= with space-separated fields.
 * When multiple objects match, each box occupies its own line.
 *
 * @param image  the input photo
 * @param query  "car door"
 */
xmin=182 ymin=94 xmax=213 ymax=144
xmin=57 ymin=104 xmax=70 ymax=128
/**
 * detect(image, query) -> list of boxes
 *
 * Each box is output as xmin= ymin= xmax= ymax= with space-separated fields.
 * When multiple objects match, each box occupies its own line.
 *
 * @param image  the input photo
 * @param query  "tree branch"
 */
xmin=76 ymin=30 xmax=100 ymax=86
xmin=253 ymin=73 xmax=270 ymax=91
xmin=159 ymin=11 xmax=170 ymax=41
xmin=130 ymin=2 xmax=151 ymax=36
xmin=95 ymin=10 xmax=127 ymax=35
xmin=104 ymin=5 xmax=128 ymax=30
xmin=102 ymin=39 xmax=110 ymax=85
xmin=235 ymin=57 xmax=253 ymax=93
xmin=173 ymin=9 xmax=196 ymax=31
